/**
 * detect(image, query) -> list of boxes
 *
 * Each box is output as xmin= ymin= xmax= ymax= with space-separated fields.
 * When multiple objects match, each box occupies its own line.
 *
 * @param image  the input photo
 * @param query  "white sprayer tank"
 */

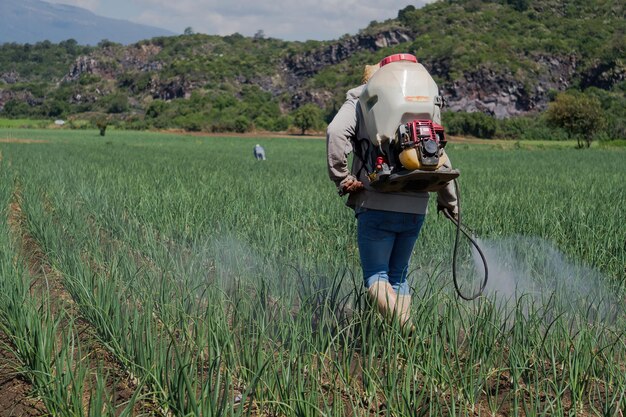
xmin=359 ymin=54 xmax=441 ymax=146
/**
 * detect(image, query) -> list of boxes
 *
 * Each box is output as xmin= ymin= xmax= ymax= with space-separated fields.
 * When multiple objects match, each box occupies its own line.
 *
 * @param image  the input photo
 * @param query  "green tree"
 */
xmin=292 ymin=104 xmax=323 ymax=135
xmin=96 ymin=118 xmax=108 ymax=136
xmin=398 ymin=5 xmax=416 ymax=24
xmin=546 ymin=92 xmax=606 ymax=148
xmin=444 ymin=111 xmax=497 ymax=138
xmin=506 ymin=0 xmax=529 ymax=12
xmin=233 ymin=116 xmax=251 ymax=133
xmin=43 ymin=98 xmax=69 ymax=118
xmin=97 ymin=39 xmax=118 ymax=48
xmin=146 ymin=100 xmax=168 ymax=119
xmin=2 ymin=99 xmax=31 ymax=117
xmin=59 ymin=39 xmax=78 ymax=54
xmin=103 ymin=93 xmax=129 ymax=114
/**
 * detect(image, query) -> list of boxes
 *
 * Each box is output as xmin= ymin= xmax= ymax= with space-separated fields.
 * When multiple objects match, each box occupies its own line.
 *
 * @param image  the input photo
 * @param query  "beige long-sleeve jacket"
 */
xmin=326 ymin=85 xmax=458 ymax=215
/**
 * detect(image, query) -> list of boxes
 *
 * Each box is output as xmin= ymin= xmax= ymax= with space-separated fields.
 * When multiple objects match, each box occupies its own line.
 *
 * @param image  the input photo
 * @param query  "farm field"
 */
xmin=0 ymin=128 xmax=624 ymax=416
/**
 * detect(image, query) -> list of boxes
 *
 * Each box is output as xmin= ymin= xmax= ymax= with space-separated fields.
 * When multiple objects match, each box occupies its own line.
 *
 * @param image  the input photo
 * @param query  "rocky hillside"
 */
xmin=0 ymin=0 xmax=624 ymax=136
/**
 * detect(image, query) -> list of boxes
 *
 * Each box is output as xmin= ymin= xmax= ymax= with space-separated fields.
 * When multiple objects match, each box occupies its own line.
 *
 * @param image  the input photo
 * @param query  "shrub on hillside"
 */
xmin=443 ymin=111 xmax=497 ymax=138
xmin=102 ymin=93 xmax=129 ymax=114
xmin=584 ymin=84 xmax=626 ymax=140
xmin=497 ymin=115 xmax=568 ymax=140
xmin=2 ymin=99 xmax=32 ymax=118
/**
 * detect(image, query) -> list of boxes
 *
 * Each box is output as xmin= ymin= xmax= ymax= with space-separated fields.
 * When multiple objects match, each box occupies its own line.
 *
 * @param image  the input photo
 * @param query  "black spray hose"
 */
xmin=442 ymin=179 xmax=489 ymax=301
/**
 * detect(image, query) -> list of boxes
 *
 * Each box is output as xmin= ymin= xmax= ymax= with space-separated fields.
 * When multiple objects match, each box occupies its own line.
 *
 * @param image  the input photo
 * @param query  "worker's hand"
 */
xmin=340 ymin=178 xmax=364 ymax=194
xmin=437 ymin=204 xmax=458 ymax=222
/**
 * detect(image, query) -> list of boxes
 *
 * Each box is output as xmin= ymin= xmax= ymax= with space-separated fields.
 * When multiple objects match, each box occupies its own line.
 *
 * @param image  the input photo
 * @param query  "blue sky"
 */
xmin=47 ymin=0 xmax=431 ymax=41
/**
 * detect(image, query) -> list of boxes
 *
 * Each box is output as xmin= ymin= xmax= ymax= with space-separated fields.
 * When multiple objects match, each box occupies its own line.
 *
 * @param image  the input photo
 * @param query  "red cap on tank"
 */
xmin=379 ymin=53 xmax=418 ymax=67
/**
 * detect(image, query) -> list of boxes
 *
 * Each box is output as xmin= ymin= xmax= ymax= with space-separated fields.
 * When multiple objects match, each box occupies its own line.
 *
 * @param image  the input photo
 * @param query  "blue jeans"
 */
xmin=357 ymin=209 xmax=425 ymax=295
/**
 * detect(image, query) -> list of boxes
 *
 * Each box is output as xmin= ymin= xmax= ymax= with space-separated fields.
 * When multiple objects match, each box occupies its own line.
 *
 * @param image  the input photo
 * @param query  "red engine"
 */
xmin=399 ymin=119 xmax=447 ymax=150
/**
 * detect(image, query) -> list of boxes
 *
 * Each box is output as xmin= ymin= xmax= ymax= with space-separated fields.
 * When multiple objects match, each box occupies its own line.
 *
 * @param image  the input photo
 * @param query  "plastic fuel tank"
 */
xmin=359 ymin=53 xmax=442 ymax=146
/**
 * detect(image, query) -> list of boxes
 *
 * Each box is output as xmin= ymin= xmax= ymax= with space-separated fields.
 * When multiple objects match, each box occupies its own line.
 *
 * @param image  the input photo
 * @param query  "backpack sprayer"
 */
xmin=359 ymin=54 xmax=459 ymax=193
xmin=359 ymin=54 xmax=488 ymax=300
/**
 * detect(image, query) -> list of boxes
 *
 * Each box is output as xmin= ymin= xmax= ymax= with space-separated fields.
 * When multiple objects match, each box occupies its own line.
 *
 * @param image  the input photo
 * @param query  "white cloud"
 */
xmin=133 ymin=0 xmax=428 ymax=40
xmin=48 ymin=0 xmax=431 ymax=40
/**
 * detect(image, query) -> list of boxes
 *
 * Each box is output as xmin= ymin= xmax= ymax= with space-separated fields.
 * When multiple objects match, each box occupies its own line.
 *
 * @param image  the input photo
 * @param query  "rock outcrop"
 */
xmin=148 ymin=76 xmax=190 ymax=100
xmin=436 ymin=54 xmax=579 ymax=118
xmin=64 ymin=44 xmax=164 ymax=82
xmin=0 ymin=89 xmax=41 ymax=111
xmin=282 ymin=31 xmax=581 ymax=118
xmin=0 ymin=71 xmax=20 ymax=84
xmin=55 ymin=28 xmax=613 ymax=119
xmin=579 ymin=59 xmax=626 ymax=90
xmin=283 ymin=29 xmax=413 ymax=77
xmin=281 ymin=29 xmax=413 ymax=110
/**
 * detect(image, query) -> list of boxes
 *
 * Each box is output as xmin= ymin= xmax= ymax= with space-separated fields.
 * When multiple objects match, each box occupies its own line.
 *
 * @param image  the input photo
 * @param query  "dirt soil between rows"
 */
xmin=0 ymin=335 xmax=46 ymax=417
xmin=6 ymin=189 xmax=150 ymax=416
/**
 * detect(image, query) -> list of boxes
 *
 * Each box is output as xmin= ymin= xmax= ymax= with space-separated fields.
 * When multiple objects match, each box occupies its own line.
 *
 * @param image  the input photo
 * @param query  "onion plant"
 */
xmin=0 ymin=128 xmax=623 ymax=416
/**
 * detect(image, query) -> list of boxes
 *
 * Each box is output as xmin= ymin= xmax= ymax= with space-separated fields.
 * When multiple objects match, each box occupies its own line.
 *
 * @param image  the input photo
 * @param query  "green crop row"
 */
xmin=0 ymin=128 xmax=623 ymax=416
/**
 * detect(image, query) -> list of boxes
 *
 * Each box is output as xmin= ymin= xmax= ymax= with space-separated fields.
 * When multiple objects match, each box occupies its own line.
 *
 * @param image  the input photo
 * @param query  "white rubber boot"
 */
xmin=395 ymin=294 xmax=415 ymax=334
xmin=367 ymin=280 xmax=397 ymax=319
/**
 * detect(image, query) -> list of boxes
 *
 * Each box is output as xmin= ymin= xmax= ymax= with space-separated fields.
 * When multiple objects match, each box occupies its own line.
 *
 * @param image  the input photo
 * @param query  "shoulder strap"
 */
xmin=353 ymin=103 xmax=376 ymax=178
xmin=352 ymin=138 xmax=373 ymax=179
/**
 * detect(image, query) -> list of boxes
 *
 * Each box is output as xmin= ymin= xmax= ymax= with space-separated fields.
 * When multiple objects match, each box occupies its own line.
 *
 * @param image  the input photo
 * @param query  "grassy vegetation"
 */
xmin=392 ymin=0 xmax=624 ymax=79
xmin=1 ymin=0 xmax=624 ymax=138
xmin=0 ymin=39 xmax=92 ymax=81
xmin=0 ymin=118 xmax=50 ymax=128
xmin=0 ymin=128 xmax=623 ymax=415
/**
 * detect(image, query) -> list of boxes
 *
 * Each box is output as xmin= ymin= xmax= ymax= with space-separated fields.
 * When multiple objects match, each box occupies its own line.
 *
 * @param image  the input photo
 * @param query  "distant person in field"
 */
xmin=326 ymin=61 xmax=458 ymax=333
xmin=254 ymin=144 xmax=266 ymax=160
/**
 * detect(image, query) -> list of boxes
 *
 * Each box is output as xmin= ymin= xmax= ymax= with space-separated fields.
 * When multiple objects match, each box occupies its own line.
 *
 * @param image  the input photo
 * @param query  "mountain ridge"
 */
xmin=0 ymin=0 xmax=624 ymax=139
xmin=0 ymin=0 xmax=175 ymax=45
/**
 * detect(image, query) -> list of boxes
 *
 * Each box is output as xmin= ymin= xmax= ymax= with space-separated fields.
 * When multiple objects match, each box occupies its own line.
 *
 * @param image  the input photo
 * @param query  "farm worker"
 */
xmin=326 ymin=63 xmax=458 ymax=332
xmin=254 ymin=144 xmax=266 ymax=160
